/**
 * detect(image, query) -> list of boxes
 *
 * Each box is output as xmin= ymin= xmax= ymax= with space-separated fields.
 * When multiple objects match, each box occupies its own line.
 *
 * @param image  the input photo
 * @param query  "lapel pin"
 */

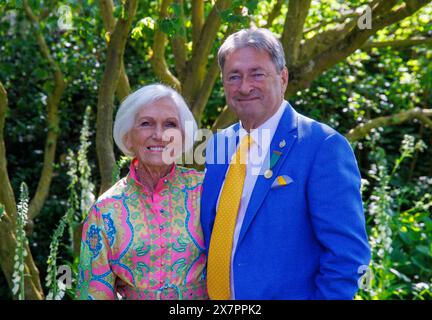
xmin=264 ymin=169 xmax=273 ymax=179
xmin=279 ymin=139 xmax=286 ymax=148
xmin=270 ymin=150 xmax=282 ymax=169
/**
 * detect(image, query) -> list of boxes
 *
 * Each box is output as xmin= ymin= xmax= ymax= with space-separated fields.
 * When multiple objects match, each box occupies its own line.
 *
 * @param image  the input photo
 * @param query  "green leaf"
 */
xmin=159 ymin=18 xmax=176 ymax=36
xmin=171 ymin=3 xmax=182 ymax=17
xmin=415 ymin=245 xmax=431 ymax=256
xmin=412 ymin=256 xmax=432 ymax=272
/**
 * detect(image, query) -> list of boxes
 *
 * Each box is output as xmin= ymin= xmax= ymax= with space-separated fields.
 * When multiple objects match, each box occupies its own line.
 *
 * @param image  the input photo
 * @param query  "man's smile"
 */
xmin=236 ymin=97 xmax=260 ymax=102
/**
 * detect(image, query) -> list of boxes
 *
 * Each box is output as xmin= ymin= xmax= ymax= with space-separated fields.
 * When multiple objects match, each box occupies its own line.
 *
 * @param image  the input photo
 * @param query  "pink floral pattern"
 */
xmin=77 ymin=159 xmax=208 ymax=300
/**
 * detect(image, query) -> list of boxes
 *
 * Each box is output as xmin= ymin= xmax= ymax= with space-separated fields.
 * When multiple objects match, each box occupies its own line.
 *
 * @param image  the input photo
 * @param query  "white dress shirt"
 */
xmin=215 ymin=100 xmax=287 ymax=299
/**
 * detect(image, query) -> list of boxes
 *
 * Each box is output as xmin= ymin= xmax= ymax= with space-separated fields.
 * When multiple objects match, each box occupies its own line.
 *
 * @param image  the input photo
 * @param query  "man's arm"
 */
xmin=307 ymin=132 xmax=371 ymax=299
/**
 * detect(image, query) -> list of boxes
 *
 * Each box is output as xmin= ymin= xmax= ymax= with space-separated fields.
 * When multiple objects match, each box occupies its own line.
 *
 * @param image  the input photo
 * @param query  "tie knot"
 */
xmin=232 ymin=134 xmax=254 ymax=164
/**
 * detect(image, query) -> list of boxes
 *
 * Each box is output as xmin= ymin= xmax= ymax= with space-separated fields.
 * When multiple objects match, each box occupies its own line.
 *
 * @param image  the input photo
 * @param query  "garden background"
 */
xmin=0 ymin=0 xmax=431 ymax=300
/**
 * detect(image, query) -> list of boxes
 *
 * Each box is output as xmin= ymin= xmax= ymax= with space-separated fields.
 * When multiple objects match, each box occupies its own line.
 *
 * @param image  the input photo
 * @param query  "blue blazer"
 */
xmin=201 ymin=103 xmax=371 ymax=299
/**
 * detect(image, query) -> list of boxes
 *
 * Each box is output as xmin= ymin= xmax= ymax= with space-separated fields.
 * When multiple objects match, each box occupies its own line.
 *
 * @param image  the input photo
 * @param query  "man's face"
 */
xmin=222 ymin=47 xmax=288 ymax=130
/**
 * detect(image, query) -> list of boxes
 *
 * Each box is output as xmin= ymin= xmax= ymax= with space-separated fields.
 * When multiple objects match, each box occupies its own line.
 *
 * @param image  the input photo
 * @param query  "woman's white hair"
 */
xmin=113 ymin=84 xmax=198 ymax=157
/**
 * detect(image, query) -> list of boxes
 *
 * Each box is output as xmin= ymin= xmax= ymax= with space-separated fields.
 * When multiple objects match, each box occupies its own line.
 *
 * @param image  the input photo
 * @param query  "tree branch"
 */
xmin=192 ymin=0 xmax=204 ymax=45
xmin=304 ymin=0 xmax=386 ymax=35
xmin=0 ymin=80 xmax=44 ymax=302
xmin=96 ymin=0 xmax=138 ymax=194
xmin=151 ymin=0 xmax=181 ymax=91
xmin=192 ymin=56 xmax=220 ymax=123
xmin=171 ymin=0 xmax=187 ymax=81
xmin=281 ymin=0 xmax=312 ymax=65
xmin=192 ymin=23 xmax=238 ymax=123
xmin=99 ymin=0 xmax=131 ymax=101
xmin=298 ymin=0 xmax=398 ymax=67
xmin=0 ymin=82 xmax=16 ymax=220
xmin=362 ymin=36 xmax=432 ymax=49
xmin=288 ymin=0 xmax=431 ymax=98
xmin=345 ymin=108 xmax=432 ymax=141
xmin=172 ymin=36 xmax=187 ymax=82
xmin=265 ymin=0 xmax=284 ymax=28
xmin=303 ymin=11 xmax=358 ymax=34
xmin=99 ymin=0 xmax=116 ymax=30
xmin=297 ymin=14 xmax=361 ymax=68
xmin=23 ymin=0 xmax=66 ymax=220
xmin=182 ymin=0 xmax=231 ymax=106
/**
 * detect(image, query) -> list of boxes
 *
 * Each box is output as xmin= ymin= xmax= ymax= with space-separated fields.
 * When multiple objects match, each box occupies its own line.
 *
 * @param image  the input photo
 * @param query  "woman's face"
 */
xmin=124 ymin=97 xmax=184 ymax=168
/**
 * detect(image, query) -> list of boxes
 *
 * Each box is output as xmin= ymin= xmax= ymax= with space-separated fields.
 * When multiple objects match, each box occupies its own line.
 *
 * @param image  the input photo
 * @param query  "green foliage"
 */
xmin=357 ymin=135 xmax=431 ymax=300
xmin=159 ymin=3 xmax=186 ymax=38
xmin=112 ymin=155 xmax=132 ymax=184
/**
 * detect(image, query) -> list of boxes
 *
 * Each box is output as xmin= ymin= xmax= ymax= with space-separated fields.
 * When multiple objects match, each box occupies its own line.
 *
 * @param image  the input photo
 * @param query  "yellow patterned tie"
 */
xmin=207 ymin=134 xmax=254 ymax=300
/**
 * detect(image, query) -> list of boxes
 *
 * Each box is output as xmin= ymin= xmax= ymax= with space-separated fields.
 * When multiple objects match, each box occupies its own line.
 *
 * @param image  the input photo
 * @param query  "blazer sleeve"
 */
xmin=307 ymin=132 xmax=371 ymax=299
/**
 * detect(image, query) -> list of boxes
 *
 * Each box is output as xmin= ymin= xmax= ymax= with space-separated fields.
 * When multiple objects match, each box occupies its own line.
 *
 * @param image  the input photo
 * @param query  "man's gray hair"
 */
xmin=113 ymin=84 xmax=198 ymax=157
xmin=218 ymin=28 xmax=286 ymax=73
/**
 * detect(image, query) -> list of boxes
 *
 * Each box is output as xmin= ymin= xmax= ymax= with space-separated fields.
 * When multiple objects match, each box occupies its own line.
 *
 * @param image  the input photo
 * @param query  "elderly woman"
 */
xmin=76 ymin=84 xmax=208 ymax=300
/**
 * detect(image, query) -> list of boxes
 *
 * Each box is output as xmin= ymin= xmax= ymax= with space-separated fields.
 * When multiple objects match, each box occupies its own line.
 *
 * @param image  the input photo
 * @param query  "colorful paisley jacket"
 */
xmin=77 ymin=159 xmax=208 ymax=300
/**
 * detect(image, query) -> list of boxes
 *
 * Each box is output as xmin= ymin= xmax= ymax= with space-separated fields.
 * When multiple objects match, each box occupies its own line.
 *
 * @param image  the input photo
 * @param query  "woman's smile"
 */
xmin=146 ymin=145 xmax=168 ymax=152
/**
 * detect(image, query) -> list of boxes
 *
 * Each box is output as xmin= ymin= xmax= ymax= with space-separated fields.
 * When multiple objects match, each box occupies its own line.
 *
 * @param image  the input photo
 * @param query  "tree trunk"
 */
xmin=0 ymin=81 xmax=44 ymax=300
xmin=96 ymin=0 xmax=138 ymax=194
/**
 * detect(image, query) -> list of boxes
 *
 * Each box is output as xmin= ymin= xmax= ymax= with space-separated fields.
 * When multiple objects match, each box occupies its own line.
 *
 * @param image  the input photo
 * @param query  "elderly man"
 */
xmin=201 ymin=28 xmax=371 ymax=300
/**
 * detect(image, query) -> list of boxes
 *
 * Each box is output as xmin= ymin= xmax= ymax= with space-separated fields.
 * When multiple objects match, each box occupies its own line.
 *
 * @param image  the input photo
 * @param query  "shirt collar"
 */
xmin=128 ymin=158 xmax=176 ymax=194
xmin=238 ymin=100 xmax=287 ymax=150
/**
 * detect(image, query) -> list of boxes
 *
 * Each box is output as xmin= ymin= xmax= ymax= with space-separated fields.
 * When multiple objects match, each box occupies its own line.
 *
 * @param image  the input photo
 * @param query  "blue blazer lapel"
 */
xmin=237 ymin=104 xmax=298 ymax=246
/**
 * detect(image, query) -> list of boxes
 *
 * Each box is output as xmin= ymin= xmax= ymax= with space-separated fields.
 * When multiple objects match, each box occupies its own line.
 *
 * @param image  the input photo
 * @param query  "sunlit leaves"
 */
xmin=218 ymin=0 xmax=259 ymax=27
xmin=131 ymin=17 xmax=155 ymax=40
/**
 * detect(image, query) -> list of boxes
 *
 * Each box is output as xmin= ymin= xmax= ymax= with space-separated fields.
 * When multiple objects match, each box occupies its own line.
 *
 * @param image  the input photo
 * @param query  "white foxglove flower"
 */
xmin=12 ymin=284 xmax=20 ymax=295
xmin=58 ymin=281 xmax=66 ymax=291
